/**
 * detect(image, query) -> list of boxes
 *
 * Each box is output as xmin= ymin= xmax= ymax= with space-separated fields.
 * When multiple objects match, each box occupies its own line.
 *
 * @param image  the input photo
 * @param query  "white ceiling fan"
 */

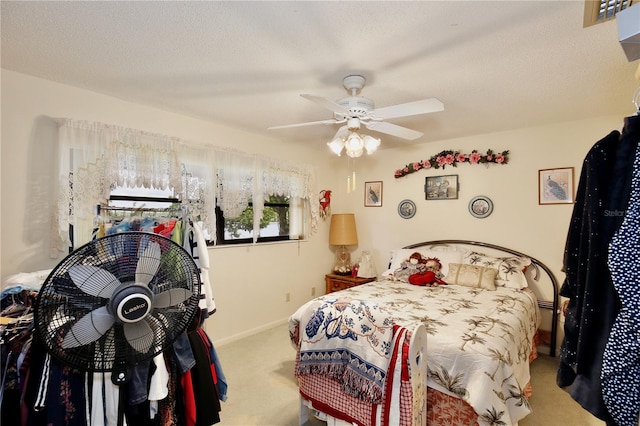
xmin=268 ymin=75 xmax=445 ymax=144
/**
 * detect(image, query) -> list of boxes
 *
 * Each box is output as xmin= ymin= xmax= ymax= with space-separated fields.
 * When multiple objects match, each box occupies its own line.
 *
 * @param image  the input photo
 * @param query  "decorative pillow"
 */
xmin=444 ymin=263 xmax=498 ymax=290
xmin=462 ymin=251 xmax=531 ymax=289
xmin=382 ymin=248 xmax=463 ymax=280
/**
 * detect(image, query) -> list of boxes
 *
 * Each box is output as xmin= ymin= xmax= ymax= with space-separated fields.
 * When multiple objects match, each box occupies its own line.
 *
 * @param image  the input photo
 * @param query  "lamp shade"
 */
xmin=329 ymin=213 xmax=358 ymax=246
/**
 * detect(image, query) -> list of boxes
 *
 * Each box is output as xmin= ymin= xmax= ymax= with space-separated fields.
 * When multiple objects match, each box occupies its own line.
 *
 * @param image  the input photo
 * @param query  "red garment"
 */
xmin=160 ymin=219 xmax=177 ymax=237
xmin=181 ymin=370 xmax=197 ymax=426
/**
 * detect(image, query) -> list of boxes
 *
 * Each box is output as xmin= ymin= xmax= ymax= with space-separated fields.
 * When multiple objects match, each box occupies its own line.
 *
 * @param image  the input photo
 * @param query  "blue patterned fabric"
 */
xmin=603 ymin=140 xmax=640 ymax=426
xmin=296 ymin=298 xmax=395 ymax=403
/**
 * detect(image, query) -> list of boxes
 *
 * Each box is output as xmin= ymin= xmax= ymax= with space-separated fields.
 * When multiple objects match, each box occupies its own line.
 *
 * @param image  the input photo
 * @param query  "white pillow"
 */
xmin=382 ymin=248 xmax=463 ymax=280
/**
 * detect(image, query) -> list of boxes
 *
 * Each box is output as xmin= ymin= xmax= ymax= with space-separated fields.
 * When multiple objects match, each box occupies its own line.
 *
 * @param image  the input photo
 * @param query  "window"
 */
xmin=54 ymin=119 xmax=318 ymax=256
xmin=584 ymin=0 xmax=636 ymax=27
xmin=214 ymin=195 xmax=304 ymax=245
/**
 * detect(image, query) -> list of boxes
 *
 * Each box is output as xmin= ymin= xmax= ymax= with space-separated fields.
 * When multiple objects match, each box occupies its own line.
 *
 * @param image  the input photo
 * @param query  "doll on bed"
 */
xmin=393 ymin=252 xmax=447 ymax=286
xmin=394 ymin=253 xmax=447 ymax=287
xmin=393 ymin=252 xmax=427 ymax=281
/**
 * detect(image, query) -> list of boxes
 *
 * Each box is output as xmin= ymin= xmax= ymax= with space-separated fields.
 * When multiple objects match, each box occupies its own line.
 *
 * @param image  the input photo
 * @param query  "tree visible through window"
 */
xmin=216 ymin=195 xmax=294 ymax=244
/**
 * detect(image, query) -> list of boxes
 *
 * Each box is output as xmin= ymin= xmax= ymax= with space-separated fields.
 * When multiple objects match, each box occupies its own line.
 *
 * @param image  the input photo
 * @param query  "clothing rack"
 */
xmin=99 ymin=194 xmax=183 ymax=214
xmin=97 ymin=204 xmax=185 ymax=214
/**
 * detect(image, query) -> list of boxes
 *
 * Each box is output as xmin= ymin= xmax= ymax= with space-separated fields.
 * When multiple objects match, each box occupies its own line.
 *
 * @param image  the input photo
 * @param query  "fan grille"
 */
xmin=34 ymin=232 xmax=201 ymax=372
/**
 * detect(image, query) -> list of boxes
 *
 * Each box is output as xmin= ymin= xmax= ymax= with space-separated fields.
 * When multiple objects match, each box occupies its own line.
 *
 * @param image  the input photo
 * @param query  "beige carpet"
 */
xmin=214 ymin=323 xmax=605 ymax=426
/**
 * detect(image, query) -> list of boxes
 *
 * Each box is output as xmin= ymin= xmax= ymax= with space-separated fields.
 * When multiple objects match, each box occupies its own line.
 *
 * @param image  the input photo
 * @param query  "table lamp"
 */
xmin=329 ymin=213 xmax=358 ymax=275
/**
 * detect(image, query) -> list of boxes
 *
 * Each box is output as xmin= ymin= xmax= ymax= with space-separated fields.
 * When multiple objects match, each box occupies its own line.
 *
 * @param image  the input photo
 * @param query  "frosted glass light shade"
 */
xmin=327 ymin=138 xmax=345 ymax=155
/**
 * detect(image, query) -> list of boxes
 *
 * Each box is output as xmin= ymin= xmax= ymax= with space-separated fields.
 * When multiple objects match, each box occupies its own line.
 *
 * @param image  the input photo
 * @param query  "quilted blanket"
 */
xmin=295 ymin=297 xmax=395 ymax=404
xmin=289 ymin=280 xmax=540 ymax=426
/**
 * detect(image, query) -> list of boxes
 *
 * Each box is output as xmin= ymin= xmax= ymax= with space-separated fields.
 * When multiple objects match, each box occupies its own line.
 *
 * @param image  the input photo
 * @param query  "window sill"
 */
xmin=207 ymin=239 xmax=308 ymax=249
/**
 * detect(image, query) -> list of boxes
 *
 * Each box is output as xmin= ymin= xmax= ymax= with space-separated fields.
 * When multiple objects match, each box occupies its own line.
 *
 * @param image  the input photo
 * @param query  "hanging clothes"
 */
xmin=183 ymin=220 xmax=216 ymax=318
xmin=602 ymin=118 xmax=640 ymax=426
xmin=557 ymin=115 xmax=640 ymax=423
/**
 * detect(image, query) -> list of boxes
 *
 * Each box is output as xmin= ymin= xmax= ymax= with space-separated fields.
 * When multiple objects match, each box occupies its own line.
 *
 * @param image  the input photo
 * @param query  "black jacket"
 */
xmin=558 ymin=117 xmax=640 ymax=422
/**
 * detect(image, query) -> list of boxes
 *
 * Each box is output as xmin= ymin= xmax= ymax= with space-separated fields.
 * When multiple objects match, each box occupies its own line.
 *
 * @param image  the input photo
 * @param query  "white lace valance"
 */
xmin=52 ymin=118 xmax=318 ymax=257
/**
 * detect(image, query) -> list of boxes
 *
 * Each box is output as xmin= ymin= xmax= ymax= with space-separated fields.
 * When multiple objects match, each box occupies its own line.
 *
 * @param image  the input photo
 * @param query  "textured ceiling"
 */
xmin=1 ymin=1 xmax=638 ymax=152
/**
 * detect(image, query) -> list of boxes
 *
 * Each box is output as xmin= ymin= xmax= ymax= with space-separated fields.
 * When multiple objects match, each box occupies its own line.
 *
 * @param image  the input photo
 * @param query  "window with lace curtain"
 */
xmin=53 ymin=119 xmax=318 ymax=257
xmin=215 ymin=195 xmax=304 ymax=245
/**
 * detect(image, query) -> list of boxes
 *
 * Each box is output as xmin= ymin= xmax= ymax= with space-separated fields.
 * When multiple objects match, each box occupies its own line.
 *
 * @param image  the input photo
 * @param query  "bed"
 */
xmin=289 ymin=240 xmax=559 ymax=426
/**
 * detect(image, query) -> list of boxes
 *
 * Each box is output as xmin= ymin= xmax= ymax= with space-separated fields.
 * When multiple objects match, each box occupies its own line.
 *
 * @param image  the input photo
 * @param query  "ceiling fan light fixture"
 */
xmin=363 ymin=135 xmax=381 ymax=154
xmin=327 ymin=138 xmax=345 ymax=156
xmin=345 ymin=132 xmax=364 ymax=158
xmin=328 ymin=131 xmax=380 ymax=158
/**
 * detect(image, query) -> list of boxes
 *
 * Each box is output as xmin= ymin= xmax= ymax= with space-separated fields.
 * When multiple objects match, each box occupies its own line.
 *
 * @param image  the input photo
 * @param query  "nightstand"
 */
xmin=325 ymin=273 xmax=376 ymax=294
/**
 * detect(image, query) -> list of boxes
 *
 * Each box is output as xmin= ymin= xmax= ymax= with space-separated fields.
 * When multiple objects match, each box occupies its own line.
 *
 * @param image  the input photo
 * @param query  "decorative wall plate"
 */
xmin=398 ymin=199 xmax=416 ymax=219
xmin=469 ymin=196 xmax=493 ymax=218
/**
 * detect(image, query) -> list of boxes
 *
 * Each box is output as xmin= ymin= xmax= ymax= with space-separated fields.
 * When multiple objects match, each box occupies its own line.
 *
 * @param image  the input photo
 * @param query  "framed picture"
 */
xmin=425 ymin=174 xmax=459 ymax=200
xmin=364 ymin=181 xmax=383 ymax=207
xmin=538 ymin=167 xmax=575 ymax=204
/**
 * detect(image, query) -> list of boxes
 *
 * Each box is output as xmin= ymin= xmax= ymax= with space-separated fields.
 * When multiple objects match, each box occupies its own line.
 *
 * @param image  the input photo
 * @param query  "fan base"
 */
xmin=342 ymin=75 xmax=366 ymax=93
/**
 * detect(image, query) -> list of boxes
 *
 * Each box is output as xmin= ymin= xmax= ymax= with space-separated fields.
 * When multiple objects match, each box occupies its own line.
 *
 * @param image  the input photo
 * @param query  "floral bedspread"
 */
xmin=289 ymin=280 xmax=540 ymax=426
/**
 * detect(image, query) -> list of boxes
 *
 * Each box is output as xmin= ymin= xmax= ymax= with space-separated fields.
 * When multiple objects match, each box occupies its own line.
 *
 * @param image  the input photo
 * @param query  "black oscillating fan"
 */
xmin=34 ymin=232 xmax=201 ymax=378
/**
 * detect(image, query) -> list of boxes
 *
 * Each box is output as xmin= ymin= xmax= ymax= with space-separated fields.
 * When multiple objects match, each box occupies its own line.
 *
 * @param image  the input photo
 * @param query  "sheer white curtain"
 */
xmin=255 ymin=157 xmax=318 ymax=241
xmin=52 ymin=118 xmax=317 ymax=256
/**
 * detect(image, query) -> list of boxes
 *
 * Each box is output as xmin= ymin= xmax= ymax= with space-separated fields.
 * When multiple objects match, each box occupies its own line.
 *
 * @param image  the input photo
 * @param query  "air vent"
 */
xmin=584 ymin=0 xmax=636 ymax=27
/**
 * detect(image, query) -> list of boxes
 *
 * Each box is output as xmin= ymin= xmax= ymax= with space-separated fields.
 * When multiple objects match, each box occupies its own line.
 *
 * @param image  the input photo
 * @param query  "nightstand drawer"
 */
xmin=325 ymin=274 xmax=375 ymax=293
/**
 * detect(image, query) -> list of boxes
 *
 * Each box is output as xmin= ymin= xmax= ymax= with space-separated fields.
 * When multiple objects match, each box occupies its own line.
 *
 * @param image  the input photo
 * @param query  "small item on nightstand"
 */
xmin=357 ymin=251 xmax=377 ymax=278
xmin=351 ymin=264 xmax=359 ymax=277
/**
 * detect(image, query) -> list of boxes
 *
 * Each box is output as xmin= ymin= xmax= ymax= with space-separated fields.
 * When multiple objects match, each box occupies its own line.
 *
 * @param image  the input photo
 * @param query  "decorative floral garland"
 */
xmin=394 ymin=149 xmax=509 ymax=178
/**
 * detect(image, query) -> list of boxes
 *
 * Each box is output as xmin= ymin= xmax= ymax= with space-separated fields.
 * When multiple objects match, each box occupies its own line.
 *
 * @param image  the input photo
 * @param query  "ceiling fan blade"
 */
xmin=135 ymin=242 xmax=161 ymax=286
xmin=371 ymin=98 xmax=444 ymax=120
xmin=124 ymin=319 xmax=154 ymax=353
xmin=62 ymin=306 xmax=115 ymax=348
xmin=365 ymin=121 xmax=424 ymax=140
xmin=268 ymin=119 xmax=339 ymax=130
xmin=301 ymin=94 xmax=352 ymax=116
xmin=153 ymin=288 xmax=192 ymax=308
xmin=69 ymin=265 xmax=122 ymax=298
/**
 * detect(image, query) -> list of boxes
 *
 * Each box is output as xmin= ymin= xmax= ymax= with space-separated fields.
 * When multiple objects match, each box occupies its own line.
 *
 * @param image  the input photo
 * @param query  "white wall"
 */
xmin=0 ymin=70 xmax=341 ymax=344
xmin=1 ymin=69 xmax=627 ymax=347
xmin=338 ymin=116 xmax=623 ymax=278
xmin=333 ymin=115 xmax=624 ymax=349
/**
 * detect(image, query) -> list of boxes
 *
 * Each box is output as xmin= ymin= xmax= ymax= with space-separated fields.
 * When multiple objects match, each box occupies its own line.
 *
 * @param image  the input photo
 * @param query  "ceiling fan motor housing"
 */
xmin=339 ymin=74 xmax=375 ymax=117
xmin=336 ymin=96 xmax=375 ymax=118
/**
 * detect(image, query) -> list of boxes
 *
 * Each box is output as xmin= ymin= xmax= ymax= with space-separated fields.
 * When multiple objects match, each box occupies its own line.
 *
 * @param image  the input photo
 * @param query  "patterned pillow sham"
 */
xmin=444 ymin=263 xmax=498 ymax=290
xmin=462 ymin=251 xmax=531 ymax=289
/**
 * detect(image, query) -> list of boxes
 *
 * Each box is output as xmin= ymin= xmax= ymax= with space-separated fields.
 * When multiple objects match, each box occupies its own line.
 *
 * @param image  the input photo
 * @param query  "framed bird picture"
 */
xmin=364 ymin=181 xmax=383 ymax=207
xmin=539 ymin=167 xmax=575 ymax=204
